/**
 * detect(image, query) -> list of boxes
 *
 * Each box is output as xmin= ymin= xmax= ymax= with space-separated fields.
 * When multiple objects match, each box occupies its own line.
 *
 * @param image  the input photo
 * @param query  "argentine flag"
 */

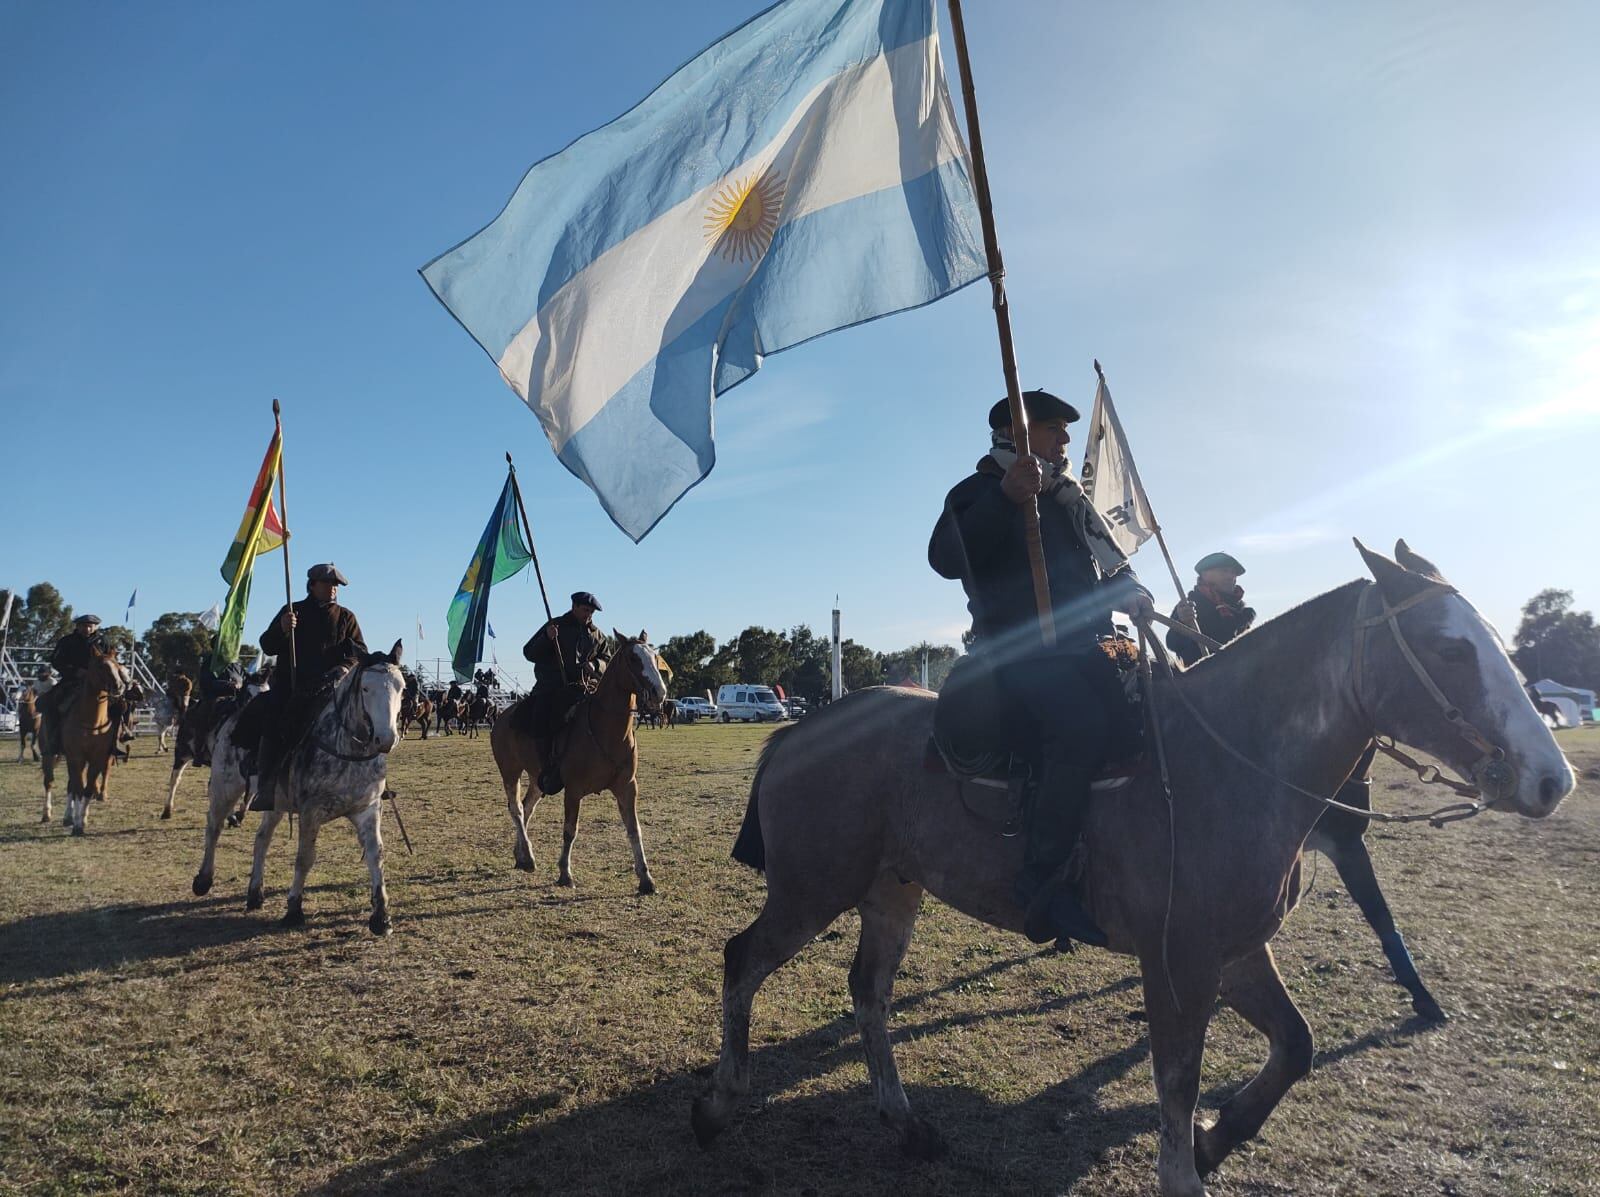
xmin=422 ymin=0 xmax=986 ymax=540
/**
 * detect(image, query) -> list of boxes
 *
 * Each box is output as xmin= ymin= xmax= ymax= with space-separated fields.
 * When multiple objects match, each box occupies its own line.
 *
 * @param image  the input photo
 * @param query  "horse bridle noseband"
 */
xmin=1350 ymin=582 xmax=1517 ymax=806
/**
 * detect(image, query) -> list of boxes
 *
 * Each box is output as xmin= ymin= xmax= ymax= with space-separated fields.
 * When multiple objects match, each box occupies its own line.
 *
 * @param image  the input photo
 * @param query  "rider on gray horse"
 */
xmin=929 ymin=389 xmax=1154 ymax=948
xmin=522 ymin=591 xmax=612 ymax=795
xmin=250 ymin=563 xmax=367 ymax=811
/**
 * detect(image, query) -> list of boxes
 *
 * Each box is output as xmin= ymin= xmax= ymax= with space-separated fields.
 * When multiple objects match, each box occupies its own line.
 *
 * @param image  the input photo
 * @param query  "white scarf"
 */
xmin=987 ymin=433 xmax=1130 ymax=579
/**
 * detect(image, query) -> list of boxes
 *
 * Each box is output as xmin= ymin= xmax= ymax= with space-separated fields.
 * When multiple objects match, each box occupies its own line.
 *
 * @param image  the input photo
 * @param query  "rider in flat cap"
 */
xmin=37 ymin=613 xmax=102 ymax=758
xmin=1168 ymin=551 xmax=1255 ymax=667
xmin=251 ymin=563 xmax=367 ymax=810
xmin=522 ymin=591 xmax=612 ymax=794
xmin=930 ymin=389 xmax=1154 ymax=949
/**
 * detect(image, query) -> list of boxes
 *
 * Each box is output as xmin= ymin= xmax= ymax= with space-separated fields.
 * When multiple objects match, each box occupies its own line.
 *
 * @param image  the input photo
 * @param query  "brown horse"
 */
xmin=490 ymin=631 xmax=666 ymax=893
xmin=42 ymin=649 xmax=127 ymax=835
xmin=400 ymin=693 xmax=433 ymax=740
xmin=692 ymin=542 xmax=1574 ymax=1197
xmin=15 ymin=685 xmax=41 ymax=763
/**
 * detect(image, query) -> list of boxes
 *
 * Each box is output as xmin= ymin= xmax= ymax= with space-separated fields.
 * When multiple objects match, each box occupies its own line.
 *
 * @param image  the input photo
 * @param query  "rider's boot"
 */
xmin=248 ymin=730 xmax=282 ymax=812
xmin=535 ymin=736 xmax=563 ymax=795
xmin=1015 ymin=755 xmax=1108 ymax=949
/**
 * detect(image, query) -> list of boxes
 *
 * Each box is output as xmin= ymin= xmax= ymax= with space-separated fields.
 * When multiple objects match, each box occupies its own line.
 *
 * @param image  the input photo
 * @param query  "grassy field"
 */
xmin=1 ymin=720 xmax=1597 ymax=1196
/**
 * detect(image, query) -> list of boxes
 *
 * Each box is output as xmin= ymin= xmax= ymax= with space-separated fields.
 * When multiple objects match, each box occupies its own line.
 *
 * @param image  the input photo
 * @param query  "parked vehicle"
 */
xmin=675 ymin=696 xmax=717 ymax=723
xmin=715 ymin=684 xmax=787 ymax=723
xmin=782 ymin=697 xmax=810 ymax=719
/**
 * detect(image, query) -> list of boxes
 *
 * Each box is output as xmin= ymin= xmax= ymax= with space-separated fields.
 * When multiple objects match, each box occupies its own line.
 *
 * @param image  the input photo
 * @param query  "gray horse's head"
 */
xmin=1354 ymin=539 xmax=1573 ymax=818
xmin=354 ymin=640 xmax=407 ymax=754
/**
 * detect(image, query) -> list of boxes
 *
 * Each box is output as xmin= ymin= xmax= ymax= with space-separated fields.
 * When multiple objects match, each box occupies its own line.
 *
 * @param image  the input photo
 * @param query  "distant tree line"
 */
xmin=0 ymin=582 xmax=260 ymax=680
xmin=1513 ymin=589 xmax=1600 ymax=691
xmin=657 ymin=624 xmax=960 ymax=703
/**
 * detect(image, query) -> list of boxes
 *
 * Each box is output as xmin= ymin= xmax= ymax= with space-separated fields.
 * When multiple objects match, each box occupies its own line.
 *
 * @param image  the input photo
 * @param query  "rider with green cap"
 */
xmin=1168 ymin=551 xmax=1256 ymax=666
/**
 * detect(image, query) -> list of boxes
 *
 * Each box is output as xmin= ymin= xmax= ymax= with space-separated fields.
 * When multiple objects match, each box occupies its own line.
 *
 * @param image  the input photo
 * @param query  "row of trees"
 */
xmin=657 ymin=625 xmax=961 ymax=702
xmin=1 ymin=584 xmax=259 ymax=681
xmin=1513 ymin=589 xmax=1600 ymax=692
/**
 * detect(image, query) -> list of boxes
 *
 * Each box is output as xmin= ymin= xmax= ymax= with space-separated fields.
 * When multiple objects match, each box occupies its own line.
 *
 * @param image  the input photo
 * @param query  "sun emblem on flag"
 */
xmin=704 ymin=167 xmax=787 ymax=263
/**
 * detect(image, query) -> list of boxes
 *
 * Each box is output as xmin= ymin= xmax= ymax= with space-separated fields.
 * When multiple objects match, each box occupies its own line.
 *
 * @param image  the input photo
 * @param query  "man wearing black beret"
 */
xmin=929 ymin=389 xmax=1154 ymax=948
xmin=522 ymin=591 xmax=612 ymax=794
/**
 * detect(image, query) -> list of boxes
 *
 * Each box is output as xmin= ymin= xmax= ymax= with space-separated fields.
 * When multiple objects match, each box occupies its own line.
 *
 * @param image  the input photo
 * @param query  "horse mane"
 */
xmin=1174 ymin=579 xmax=1367 ymax=681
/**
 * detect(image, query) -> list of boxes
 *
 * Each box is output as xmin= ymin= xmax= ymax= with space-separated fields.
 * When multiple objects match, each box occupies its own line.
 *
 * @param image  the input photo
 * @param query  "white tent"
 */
xmin=1531 ymin=678 xmax=1596 ymax=723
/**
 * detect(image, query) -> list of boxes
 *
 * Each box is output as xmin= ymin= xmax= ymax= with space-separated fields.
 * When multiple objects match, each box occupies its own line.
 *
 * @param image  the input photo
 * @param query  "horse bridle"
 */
xmin=317 ymin=661 xmax=392 ymax=763
xmin=1350 ymin=582 xmax=1517 ymax=805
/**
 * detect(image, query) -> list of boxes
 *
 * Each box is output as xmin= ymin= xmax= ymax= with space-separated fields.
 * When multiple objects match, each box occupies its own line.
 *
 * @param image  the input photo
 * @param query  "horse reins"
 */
xmin=315 ymin=662 xmax=391 ymax=763
xmin=1141 ymin=581 xmax=1500 ymax=828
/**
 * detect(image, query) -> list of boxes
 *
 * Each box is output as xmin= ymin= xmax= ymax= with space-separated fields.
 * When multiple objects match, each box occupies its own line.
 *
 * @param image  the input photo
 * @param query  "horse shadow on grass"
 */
xmin=313 ymin=950 xmax=1439 ymax=1197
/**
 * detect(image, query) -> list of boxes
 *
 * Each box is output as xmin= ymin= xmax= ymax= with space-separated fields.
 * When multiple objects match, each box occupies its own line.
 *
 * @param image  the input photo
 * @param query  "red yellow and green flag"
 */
xmin=212 ymin=425 xmax=288 ymax=673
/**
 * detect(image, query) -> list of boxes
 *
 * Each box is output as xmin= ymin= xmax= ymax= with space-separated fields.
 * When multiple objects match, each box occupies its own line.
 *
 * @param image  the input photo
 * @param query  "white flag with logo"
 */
xmin=1080 ymin=373 xmax=1157 ymax=556
xmin=198 ymin=602 xmax=223 ymax=631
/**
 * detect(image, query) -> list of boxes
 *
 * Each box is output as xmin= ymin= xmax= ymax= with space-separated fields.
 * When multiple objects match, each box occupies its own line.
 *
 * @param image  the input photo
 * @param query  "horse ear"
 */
xmin=390 ymin=639 xmax=404 ymax=665
xmin=613 ymin=627 xmax=628 ymax=644
xmin=1393 ymin=539 xmax=1449 ymax=584
xmin=1355 ymin=537 xmax=1436 ymax=606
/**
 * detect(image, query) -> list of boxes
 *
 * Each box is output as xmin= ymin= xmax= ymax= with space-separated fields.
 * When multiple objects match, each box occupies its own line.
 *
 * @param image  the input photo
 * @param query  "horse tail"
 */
xmin=732 ymin=724 xmax=798 ymax=873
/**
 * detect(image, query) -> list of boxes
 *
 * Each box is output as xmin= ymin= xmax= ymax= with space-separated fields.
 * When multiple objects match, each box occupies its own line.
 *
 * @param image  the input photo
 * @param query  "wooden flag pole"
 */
xmin=506 ymin=452 xmax=555 ymax=625
xmin=272 ymin=398 xmax=296 ymax=691
xmin=946 ymin=0 xmax=1055 ymax=648
xmin=1091 ymin=360 xmax=1188 ymax=606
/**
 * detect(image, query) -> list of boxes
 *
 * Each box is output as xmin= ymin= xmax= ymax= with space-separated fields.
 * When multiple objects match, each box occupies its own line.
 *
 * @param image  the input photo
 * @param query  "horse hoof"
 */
xmin=39 ymin=813 xmax=50 ymax=824
xmin=690 ymin=1095 xmax=728 ymax=1150
xmin=159 ymin=809 xmax=172 ymax=820
xmin=514 ymin=858 xmax=536 ymax=873
xmin=638 ymin=877 xmax=657 ymax=896
xmin=1412 ymin=993 xmax=1448 ymax=1023
xmin=226 ymin=812 xmax=243 ymax=829
xmin=193 ymin=872 xmax=213 ymax=897
xmin=70 ymin=825 xmax=85 ymax=838
xmin=282 ymin=901 xmax=305 ymax=928
xmin=246 ymin=888 xmax=263 ymax=911
xmin=556 ymin=875 xmax=575 ymax=888
xmin=895 ymin=1116 xmax=947 ymax=1161
xmin=369 ymin=913 xmax=392 ymax=937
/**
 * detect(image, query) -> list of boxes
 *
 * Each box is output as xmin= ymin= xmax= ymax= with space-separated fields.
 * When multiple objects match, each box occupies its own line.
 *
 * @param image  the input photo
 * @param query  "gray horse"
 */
xmin=192 ymin=643 xmax=406 ymax=935
xmin=693 ymin=542 xmax=1573 ymax=1197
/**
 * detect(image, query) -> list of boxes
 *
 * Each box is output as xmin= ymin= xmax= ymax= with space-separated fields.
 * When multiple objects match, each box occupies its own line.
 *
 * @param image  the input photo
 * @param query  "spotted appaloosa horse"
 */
xmin=192 ymin=642 xmax=406 ymax=935
xmin=693 ymin=542 xmax=1573 ymax=1197
xmin=491 ymin=631 xmax=666 ymax=893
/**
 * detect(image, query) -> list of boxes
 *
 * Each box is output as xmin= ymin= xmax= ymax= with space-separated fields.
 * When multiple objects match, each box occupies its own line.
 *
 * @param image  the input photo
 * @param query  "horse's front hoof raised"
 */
xmin=282 ymin=898 xmax=305 ymax=928
xmin=192 ymin=872 xmax=213 ymax=897
xmin=369 ymin=912 xmax=392 ymax=937
xmin=245 ymin=887 xmax=263 ymax=911
xmin=225 ymin=811 xmax=243 ymax=829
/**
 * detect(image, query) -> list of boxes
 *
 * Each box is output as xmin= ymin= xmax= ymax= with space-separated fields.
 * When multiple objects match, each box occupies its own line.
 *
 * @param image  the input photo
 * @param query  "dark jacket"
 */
xmin=929 ymin=460 xmax=1148 ymax=655
xmin=1167 ymin=587 xmax=1256 ymax=667
xmin=259 ymin=598 xmax=367 ymax=695
xmin=49 ymin=632 xmax=95 ymax=685
xmin=524 ymin=612 xmax=611 ymax=688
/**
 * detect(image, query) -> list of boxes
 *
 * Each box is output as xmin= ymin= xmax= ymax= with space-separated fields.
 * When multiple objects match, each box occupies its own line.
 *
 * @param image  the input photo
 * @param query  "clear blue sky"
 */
xmin=4 ymin=0 xmax=1597 ymax=688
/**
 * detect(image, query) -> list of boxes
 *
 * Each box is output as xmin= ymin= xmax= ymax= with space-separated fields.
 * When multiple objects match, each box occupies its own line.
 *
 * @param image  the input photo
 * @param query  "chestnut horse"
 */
xmin=692 ymin=542 xmax=1574 ymax=1197
xmin=15 ymin=685 xmax=41 ymax=763
xmin=42 ymin=648 xmax=127 ymax=835
xmin=490 ymin=631 xmax=665 ymax=893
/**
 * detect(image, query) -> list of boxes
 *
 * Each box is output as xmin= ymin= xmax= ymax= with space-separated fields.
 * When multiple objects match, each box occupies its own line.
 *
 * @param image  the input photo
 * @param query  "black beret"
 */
xmin=987 ymin=389 xmax=1081 ymax=430
xmin=571 ymin=591 xmax=602 ymax=611
xmin=75 ymin=614 xmax=102 ymax=625
xmin=307 ymin=563 xmax=350 ymax=585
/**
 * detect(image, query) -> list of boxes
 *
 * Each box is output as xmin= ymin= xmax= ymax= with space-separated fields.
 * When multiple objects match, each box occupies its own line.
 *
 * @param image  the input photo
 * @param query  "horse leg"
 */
xmin=1312 ymin=821 xmax=1446 ymax=1022
xmin=282 ymin=811 xmax=323 ymax=928
xmin=40 ymin=753 xmax=54 ymax=823
xmin=556 ymin=791 xmax=581 ymax=887
xmin=1194 ymin=945 xmax=1313 ymax=1177
xmin=353 ymin=803 xmax=390 ymax=936
xmin=850 ymin=873 xmax=939 ymax=1157
xmin=162 ymin=762 xmax=188 ymax=819
xmin=246 ymin=810 xmax=284 ymax=910
xmin=612 ymin=780 xmax=656 ymax=895
xmin=502 ymin=760 xmax=537 ymax=873
xmin=1142 ymin=952 xmax=1221 ymax=1197
xmin=691 ymin=895 xmax=845 ymax=1149
xmin=193 ymin=772 xmax=235 ymax=897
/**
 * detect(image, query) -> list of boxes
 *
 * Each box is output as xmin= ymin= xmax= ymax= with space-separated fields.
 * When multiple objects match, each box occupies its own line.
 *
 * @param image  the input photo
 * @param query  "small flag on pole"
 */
xmin=124 ymin=589 xmax=137 ymax=625
xmin=213 ymin=425 xmax=287 ymax=673
xmin=1080 ymin=372 xmax=1157 ymax=557
xmin=486 ymin=622 xmax=496 ymax=639
xmin=199 ymin=602 xmax=223 ymax=631
xmin=0 ymin=589 xmax=14 ymax=632
xmin=447 ymin=467 xmax=533 ymax=681
xmin=421 ymin=0 xmax=986 ymax=541
xmin=417 ymin=617 xmax=424 ymax=642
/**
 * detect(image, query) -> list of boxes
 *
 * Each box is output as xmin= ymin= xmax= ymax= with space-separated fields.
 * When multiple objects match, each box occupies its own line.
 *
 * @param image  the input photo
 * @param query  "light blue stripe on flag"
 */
xmin=422 ymin=0 xmax=986 ymax=541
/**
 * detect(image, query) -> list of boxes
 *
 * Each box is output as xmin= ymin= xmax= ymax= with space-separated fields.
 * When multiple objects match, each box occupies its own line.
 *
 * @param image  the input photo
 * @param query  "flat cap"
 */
xmin=987 ymin=389 xmax=1081 ymax=430
xmin=571 ymin=591 xmax=602 ymax=611
xmin=1194 ymin=552 xmax=1246 ymax=576
xmin=74 ymin=613 xmax=102 ymax=625
xmin=307 ymin=563 xmax=350 ymax=585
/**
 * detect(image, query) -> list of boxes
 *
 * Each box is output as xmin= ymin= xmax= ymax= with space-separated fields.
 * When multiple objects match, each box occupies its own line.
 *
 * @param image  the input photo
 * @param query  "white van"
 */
xmin=715 ymin=684 xmax=787 ymax=723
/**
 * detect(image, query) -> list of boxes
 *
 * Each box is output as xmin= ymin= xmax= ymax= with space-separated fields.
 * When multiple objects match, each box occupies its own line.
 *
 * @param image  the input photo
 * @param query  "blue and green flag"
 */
xmin=447 ymin=470 xmax=532 ymax=681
